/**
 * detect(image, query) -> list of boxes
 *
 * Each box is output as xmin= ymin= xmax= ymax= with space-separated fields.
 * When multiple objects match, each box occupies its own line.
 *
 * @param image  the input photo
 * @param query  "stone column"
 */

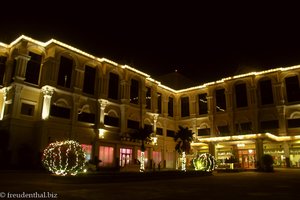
xmin=0 ymin=87 xmax=9 ymax=120
xmin=255 ymin=139 xmax=264 ymax=168
xmin=283 ymin=142 xmax=290 ymax=167
xmin=98 ymin=99 xmax=108 ymax=132
xmin=41 ymin=86 xmax=54 ymax=120
xmin=14 ymin=54 xmax=30 ymax=82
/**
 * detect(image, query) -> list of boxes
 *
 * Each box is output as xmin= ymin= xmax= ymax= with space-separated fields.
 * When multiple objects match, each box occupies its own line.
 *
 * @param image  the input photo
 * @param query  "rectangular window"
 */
xmin=127 ymin=119 xmax=139 ymax=129
xmin=156 ymin=127 xmax=163 ymax=136
xmin=259 ymin=79 xmax=274 ymax=105
xmin=104 ymin=115 xmax=119 ymax=127
xmin=166 ymin=130 xmax=175 ymax=137
xmin=83 ymin=66 xmax=96 ymax=95
xmin=25 ymin=52 xmax=42 ymax=85
xmin=181 ymin=96 xmax=189 ymax=117
xmin=10 ymin=59 xmax=16 ymax=83
xmin=20 ymin=103 xmax=34 ymax=116
xmin=99 ymin=146 xmax=114 ymax=167
xmin=285 ymin=76 xmax=300 ymax=103
xmin=157 ymin=93 xmax=162 ymax=114
xmin=144 ymin=124 xmax=153 ymax=132
xmin=119 ymin=148 xmax=132 ymax=167
xmin=78 ymin=112 xmax=95 ymax=123
xmin=260 ymin=120 xmax=279 ymax=131
xmin=198 ymin=128 xmax=210 ymax=136
xmin=198 ymin=93 xmax=208 ymax=115
xmin=218 ymin=125 xmax=230 ymax=135
xmin=0 ymin=56 xmax=7 ymax=85
xmin=108 ymin=73 xmax=119 ymax=100
xmin=152 ymin=151 xmax=162 ymax=166
xmin=235 ymin=83 xmax=248 ymax=108
xmin=50 ymin=105 xmax=70 ymax=119
xmin=166 ymin=152 xmax=174 ymax=168
xmin=146 ymin=87 xmax=151 ymax=109
xmin=57 ymin=56 xmax=73 ymax=88
xmin=130 ymin=79 xmax=139 ymax=104
xmin=216 ymin=89 xmax=226 ymax=112
xmin=236 ymin=122 xmax=252 ymax=134
xmin=168 ymin=97 xmax=173 ymax=117
xmin=287 ymin=118 xmax=300 ymax=128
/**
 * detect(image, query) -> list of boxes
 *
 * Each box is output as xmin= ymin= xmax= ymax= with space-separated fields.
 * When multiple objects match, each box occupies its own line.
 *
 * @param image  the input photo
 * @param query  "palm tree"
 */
xmin=174 ymin=125 xmax=194 ymax=171
xmin=129 ymin=126 xmax=152 ymax=172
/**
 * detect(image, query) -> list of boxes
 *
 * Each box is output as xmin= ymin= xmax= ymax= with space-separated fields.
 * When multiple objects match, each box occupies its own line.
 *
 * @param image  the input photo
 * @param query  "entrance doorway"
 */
xmin=119 ymin=148 xmax=132 ymax=167
xmin=238 ymin=149 xmax=256 ymax=168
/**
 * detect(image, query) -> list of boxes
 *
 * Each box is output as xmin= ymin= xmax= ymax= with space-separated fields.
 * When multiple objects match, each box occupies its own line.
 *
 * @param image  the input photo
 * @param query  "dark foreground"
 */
xmin=0 ymin=168 xmax=300 ymax=200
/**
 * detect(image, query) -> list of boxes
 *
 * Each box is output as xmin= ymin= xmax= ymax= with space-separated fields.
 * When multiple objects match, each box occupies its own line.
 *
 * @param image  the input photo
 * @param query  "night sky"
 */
xmin=2 ymin=2 xmax=300 ymax=85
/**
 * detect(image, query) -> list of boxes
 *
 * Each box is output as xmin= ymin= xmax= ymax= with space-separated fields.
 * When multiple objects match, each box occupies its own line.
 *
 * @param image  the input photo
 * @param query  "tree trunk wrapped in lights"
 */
xmin=42 ymin=140 xmax=86 ymax=176
xmin=129 ymin=127 xmax=152 ymax=172
xmin=174 ymin=125 xmax=194 ymax=171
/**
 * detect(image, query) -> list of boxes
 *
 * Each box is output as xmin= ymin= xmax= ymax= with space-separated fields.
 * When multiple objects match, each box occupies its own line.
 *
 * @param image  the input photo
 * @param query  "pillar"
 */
xmin=41 ymin=86 xmax=54 ymax=120
xmin=255 ymin=139 xmax=264 ymax=168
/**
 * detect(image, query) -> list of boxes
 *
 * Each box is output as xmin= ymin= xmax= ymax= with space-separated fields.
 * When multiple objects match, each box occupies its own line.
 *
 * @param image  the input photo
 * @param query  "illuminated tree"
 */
xmin=129 ymin=126 xmax=152 ymax=172
xmin=193 ymin=153 xmax=216 ymax=172
xmin=174 ymin=125 xmax=194 ymax=171
xmin=42 ymin=140 xmax=86 ymax=176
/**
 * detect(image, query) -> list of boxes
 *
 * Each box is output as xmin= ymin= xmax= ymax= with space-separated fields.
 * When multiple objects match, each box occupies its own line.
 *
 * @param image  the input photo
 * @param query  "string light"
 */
xmin=42 ymin=140 xmax=86 ymax=176
xmin=193 ymin=153 xmax=216 ymax=172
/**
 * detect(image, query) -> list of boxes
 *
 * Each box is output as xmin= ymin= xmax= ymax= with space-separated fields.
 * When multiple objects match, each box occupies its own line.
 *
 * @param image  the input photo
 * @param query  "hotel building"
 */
xmin=1 ymin=35 xmax=300 ymax=170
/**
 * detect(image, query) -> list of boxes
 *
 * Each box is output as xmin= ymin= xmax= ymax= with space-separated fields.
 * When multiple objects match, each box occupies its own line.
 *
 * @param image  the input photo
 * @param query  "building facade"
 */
xmin=0 ymin=35 xmax=300 ymax=170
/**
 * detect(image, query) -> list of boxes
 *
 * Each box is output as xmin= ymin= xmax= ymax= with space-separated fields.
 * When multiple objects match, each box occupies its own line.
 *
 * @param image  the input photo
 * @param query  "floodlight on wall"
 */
xmin=99 ymin=128 xmax=105 ymax=139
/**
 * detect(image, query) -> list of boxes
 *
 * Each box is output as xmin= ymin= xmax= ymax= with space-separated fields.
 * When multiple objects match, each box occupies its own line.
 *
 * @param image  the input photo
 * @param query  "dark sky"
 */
xmin=2 ymin=2 xmax=300 ymax=85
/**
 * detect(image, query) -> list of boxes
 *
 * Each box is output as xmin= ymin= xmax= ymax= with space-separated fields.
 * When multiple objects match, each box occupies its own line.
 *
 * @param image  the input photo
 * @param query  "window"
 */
xmin=152 ymin=151 xmax=162 ymax=166
xmin=25 ymin=52 xmax=42 ymax=84
xmin=0 ymin=56 xmax=7 ymax=85
xmin=99 ymin=146 xmax=114 ymax=167
xmin=166 ymin=130 xmax=175 ymax=137
xmin=215 ymin=89 xmax=226 ymax=112
xmin=83 ymin=66 xmax=96 ymax=95
xmin=108 ymin=73 xmax=119 ymax=100
xmin=20 ymin=103 xmax=34 ymax=116
xmin=217 ymin=125 xmax=230 ymax=135
xmin=259 ymin=79 xmax=274 ymax=105
xmin=57 ymin=56 xmax=73 ymax=88
xmin=156 ymin=127 xmax=163 ymax=135
xmin=235 ymin=83 xmax=248 ymax=108
xmin=260 ymin=120 xmax=279 ymax=131
xmin=157 ymin=93 xmax=162 ymax=114
xmin=127 ymin=119 xmax=139 ymax=129
xmin=78 ymin=112 xmax=95 ymax=123
xmin=198 ymin=93 xmax=208 ymax=115
xmin=181 ymin=96 xmax=189 ymax=117
xmin=104 ymin=115 xmax=119 ymax=127
xmin=236 ymin=122 xmax=252 ymax=134
xmin=130 ymin=79 xmax=139 ymax=104
xmin=144 ymin=124 xmax=153 ymax=132
xmin=288 ymin=118 xmax=300 ymax=128
xmin=285 ymin=76 xmax=300 ymax=102
xmin=119 ymin=148 xmax=132 ymax=167
xmin=198 ymin=128 xmax=210 ymax=136
xmin=50 ymin=105 xmax=70 ymax=119
xmin=168 ymin=97 xmax=173 ymax=117
xmin=146 ymin=87 xmax=151 ymax=109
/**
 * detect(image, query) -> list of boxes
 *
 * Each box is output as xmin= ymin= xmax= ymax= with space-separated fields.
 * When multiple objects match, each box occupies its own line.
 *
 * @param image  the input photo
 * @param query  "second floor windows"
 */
xmin=198 ymin=93 xmax=208 ymax=115
xmin=285 ymin=75 xmax=300 ymax=103
xmin=146 ymin=87 xmax=151 ymax=109
xmin=108 ymin=73 xmax=119 ymax=100
xmin=0 ymin=56 xmax=7 ymax=85
xmin=235 ymin=83 xmax=248 ymax=108
xmin=83 ymin=66 xmax=96 ymax=95
xmin=25 ymin=52 xmax=42 ymax=85
xmin=216 ymin=88 xmax=226 ymax=112
xmin=181 ymin=96 xmax=189 ymax=117
xmin=259 ymin=79 xmax=274 ymax=105
xmin=157 ymin=93 xmax=162 ymax=114
xmin=57 ymin=56 xmax=73 ymax=88
xmin=130 ymin=79 xmax=139 ymax=104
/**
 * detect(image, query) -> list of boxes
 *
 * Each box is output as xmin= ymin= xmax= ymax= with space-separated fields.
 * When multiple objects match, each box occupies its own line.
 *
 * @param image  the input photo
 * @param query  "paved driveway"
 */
xmin=0 ymin=168 xmax=300 ymax=200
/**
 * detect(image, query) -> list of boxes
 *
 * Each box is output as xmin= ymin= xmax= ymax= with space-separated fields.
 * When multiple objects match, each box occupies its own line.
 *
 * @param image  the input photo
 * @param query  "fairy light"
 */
xmin=42 ymin=140 xmax=86 ymax=176
xmin=193 ymin=153 xmax=216 ymax=172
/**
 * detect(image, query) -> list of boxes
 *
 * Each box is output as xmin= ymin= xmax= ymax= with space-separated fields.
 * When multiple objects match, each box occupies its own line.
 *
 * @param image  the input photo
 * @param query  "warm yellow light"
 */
xmin=99 ymin=128 xmax=105 ymax=139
